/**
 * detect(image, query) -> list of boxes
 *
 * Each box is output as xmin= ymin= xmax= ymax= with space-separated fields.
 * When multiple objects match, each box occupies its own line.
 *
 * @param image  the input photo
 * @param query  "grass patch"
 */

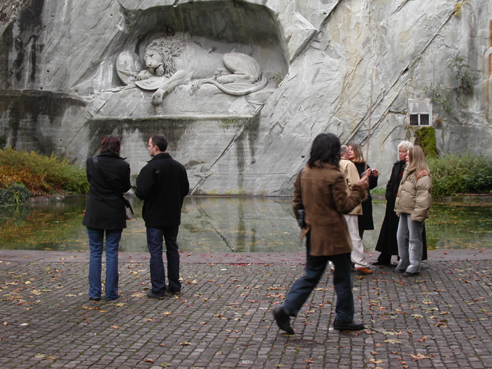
xmin=370 ymin=187 xmax=386 ymax=196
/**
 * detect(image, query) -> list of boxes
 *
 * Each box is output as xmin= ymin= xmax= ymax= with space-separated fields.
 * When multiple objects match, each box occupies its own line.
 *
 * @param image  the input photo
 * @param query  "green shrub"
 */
xmin=0 ymin=183 xmax=31 ymax=205
xmin=413 ymin=126 xmax=438 ymax=158
xmin=428 ymin=153 xmax=492 ymax=197
xmin=0 ymin=148 xmax=89 ymax=196
xmin=424 ymin=83 xmax=453 ymax=113
xmin=448 ymin=54 xmax=478 ymax=96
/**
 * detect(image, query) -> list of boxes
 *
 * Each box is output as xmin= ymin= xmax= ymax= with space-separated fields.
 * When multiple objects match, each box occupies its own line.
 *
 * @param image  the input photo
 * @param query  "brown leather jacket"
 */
xmin=293 ymin=163 xmax=367 ymax=256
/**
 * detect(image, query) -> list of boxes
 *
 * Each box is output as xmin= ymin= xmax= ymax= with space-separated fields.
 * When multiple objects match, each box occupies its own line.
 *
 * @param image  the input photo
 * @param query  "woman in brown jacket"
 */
xmin=273 ymin=133 xmax=369 ymax=334
xmin=394 ymin=146 xmax=432 ymax=277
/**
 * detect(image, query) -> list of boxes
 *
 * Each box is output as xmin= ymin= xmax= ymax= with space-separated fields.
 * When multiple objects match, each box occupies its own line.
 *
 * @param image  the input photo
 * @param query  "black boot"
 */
xmin=273 ymin=306 xmax=294 ymax=334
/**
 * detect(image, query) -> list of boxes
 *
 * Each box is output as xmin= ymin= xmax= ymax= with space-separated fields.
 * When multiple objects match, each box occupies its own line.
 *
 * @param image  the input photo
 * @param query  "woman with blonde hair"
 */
xmin=374 ymin=141 xmax=416 ymax=265
xmin=394 ymin=146 xmax=432 ymax=277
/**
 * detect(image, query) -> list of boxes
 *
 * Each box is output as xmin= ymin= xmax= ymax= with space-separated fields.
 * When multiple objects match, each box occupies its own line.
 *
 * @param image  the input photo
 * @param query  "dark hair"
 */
xmin=307 ymin=133 xmax=341 ymax=168
xmin=100 ymin=135 xmax=121 ymax=155
xmin=151 ymin=134 xmax=168 ymax=152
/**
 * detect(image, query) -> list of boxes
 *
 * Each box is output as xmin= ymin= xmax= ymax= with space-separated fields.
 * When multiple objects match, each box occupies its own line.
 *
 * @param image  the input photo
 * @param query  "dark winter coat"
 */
xmin=353 ymin=161 xmax=378 ymax=231
xmin=293 ymin=163 xmax=367 ymax=257
xmin=82 ymin=151 xmax=131 ymax=230
xmin=135 ymin=153 xmax=189 ymax=229
xmin=375 ymin=160 xmax=428 ymax=259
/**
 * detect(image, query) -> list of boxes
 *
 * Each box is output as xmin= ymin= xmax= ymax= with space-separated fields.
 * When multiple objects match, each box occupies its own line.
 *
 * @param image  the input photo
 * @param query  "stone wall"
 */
xmin=1 ymin=0 xmax=491 ymax=195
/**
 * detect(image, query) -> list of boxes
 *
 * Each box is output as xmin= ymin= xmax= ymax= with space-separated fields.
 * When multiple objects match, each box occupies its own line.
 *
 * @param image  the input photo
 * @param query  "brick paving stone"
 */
xmin=1 ymin=250 xmax=492 ymax=368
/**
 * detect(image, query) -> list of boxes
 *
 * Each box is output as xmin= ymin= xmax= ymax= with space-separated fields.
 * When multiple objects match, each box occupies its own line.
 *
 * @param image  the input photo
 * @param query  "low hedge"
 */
xmin=0 ymin=148 xmax=89 ymax=204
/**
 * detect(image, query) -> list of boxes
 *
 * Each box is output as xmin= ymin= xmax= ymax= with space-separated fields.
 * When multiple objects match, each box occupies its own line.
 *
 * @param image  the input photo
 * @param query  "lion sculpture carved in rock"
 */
xmin=134 ymin=37 xmax=268 ymax=106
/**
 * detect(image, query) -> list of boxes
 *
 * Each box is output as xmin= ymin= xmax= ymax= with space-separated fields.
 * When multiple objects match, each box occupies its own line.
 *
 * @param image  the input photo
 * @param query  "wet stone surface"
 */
xmin=1 ymin=250 xmax=492 ymax=368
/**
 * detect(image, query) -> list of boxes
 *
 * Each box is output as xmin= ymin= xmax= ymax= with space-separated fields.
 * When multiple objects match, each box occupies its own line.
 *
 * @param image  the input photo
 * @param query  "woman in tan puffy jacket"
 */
xmin=394 ymin=146 xmax=432 ymax=277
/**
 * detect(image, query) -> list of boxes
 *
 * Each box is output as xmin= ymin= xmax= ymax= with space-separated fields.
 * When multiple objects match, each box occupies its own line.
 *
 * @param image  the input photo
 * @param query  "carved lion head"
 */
xmin=145 ymin=37 xmax=186 ymax=77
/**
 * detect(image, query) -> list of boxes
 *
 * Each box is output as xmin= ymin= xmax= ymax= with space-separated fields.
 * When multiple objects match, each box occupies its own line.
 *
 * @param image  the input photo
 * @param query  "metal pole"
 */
xmin=365 ymin=68 xmax=374 ymax=172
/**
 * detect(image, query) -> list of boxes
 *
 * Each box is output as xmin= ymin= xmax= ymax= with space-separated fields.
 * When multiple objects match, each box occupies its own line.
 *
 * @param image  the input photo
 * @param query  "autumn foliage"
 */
xmin=0 ymin=148 xmax=89 ymax=197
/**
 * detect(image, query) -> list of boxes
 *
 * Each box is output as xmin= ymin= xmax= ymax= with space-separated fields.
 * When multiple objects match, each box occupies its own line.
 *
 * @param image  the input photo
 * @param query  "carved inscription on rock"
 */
xmin=87 ymin=117 xmax=251 ymax=188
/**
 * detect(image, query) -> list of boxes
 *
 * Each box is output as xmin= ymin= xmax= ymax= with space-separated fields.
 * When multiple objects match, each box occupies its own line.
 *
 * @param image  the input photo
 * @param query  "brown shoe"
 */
xmin=354 ymin=267 xmax=373 ymax=275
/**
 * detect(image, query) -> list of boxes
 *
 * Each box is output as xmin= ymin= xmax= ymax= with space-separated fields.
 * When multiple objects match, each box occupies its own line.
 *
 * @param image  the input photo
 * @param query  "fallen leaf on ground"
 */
xmin=370 ymin=358 xmax=384 ymax=364
xmin=384 ymin=339 xmax=401 ymax=344
xmin=410 ymin=353 xmax=434 ymax=360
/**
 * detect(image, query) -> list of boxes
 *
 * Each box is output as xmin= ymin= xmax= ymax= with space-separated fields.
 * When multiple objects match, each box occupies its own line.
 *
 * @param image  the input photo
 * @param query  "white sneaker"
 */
xmin=328 ymin=261 xmax=335 ymax=274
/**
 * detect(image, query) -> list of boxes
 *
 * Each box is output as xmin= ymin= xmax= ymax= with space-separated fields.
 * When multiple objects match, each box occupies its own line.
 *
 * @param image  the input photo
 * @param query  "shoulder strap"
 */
xmin=92 ymin=156 xmax=133 ymax=211
xmin=298 ymin=168 xmax=303 ymax=200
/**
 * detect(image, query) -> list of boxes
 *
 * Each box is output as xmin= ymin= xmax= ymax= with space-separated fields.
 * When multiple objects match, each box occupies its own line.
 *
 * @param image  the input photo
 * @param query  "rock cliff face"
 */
xmin=1 ymin=0 xmax=491 ymax=195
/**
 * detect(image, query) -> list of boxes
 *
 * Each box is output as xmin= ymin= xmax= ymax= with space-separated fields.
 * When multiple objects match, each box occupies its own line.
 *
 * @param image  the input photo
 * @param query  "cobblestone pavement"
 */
xmin=1 ymin=250 xmax=492 ymax=368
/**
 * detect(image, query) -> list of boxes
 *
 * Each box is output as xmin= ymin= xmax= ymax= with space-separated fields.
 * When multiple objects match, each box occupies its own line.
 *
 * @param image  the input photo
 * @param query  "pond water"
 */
xmin=1 ymin=196 xmax=491 ymax=252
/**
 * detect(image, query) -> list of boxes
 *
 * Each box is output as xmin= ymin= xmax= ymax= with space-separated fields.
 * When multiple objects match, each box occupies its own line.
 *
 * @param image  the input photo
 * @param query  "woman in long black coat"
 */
xmin=373 ymin=141 xmax=427 ymax=265
xmin=82 ymin=135 xmax=131 ymax=301
xmin=348 ymin=143 xmax=379 ymax=239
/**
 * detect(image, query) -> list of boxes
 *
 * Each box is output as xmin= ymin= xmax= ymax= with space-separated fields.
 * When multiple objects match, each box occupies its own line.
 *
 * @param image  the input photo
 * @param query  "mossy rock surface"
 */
xmin=413 ymin=126 xmax=437 ymax=158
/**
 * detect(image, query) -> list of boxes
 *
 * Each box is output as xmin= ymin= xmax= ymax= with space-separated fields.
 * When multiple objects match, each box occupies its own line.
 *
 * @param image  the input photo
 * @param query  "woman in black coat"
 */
xmin=373 ymin=141 xmax=427 ymax=265
xmin=82 ymin=135 xmax=131 ymax=301
xmin=348 ymin=143 xmax=379 ymax=239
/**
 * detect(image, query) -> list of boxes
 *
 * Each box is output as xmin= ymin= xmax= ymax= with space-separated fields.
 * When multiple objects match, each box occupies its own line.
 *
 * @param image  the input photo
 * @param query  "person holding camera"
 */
xmin=273 ymin=133 xmax=369 ymax=334
xmin=347 ymin=142 xmax=379 ymax=240
xmin=340 ymin=145 xmax=373 ymax=275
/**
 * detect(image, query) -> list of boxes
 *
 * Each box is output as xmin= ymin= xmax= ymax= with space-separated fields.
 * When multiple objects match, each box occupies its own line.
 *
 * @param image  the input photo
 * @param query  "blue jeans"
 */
xmin=283 ymin=234 xmax=355 ymax=323
xmin=396 ymin=213 xmax=424 ymax=273
xmin=146 ymin=226 xmax=181 ymax=295
xmin=87 ymin=227 xmax=122 ymax=300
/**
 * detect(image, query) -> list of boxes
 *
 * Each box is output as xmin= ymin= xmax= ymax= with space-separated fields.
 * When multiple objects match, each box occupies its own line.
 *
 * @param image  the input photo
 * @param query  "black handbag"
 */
xmin=296 ymin=168 xmax=306 ymax=228
xmin=92 ymin=156 xmax=134 ymax=220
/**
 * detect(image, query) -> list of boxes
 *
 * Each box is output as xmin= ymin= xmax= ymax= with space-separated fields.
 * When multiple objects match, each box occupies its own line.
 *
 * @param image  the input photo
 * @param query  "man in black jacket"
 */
xmin=136 ymin=134 xmax=189 ymax=299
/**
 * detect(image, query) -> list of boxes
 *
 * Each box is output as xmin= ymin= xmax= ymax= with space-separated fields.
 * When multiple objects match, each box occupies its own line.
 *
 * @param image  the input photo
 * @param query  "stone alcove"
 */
xmin=90 ymin=1 xmax=288 ymax=118
xmin=86 ymin=1 xmax=289 ymax=190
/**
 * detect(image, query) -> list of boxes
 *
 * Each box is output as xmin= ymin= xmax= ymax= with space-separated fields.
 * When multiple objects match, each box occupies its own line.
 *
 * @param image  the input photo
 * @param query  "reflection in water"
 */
xmin=0 ymin=197 xmax=491 ymax=252
xmin=0 ymin=197 xmax=89 ymax=251
xmin=177 ymin=197 xmax=299 ymax=253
